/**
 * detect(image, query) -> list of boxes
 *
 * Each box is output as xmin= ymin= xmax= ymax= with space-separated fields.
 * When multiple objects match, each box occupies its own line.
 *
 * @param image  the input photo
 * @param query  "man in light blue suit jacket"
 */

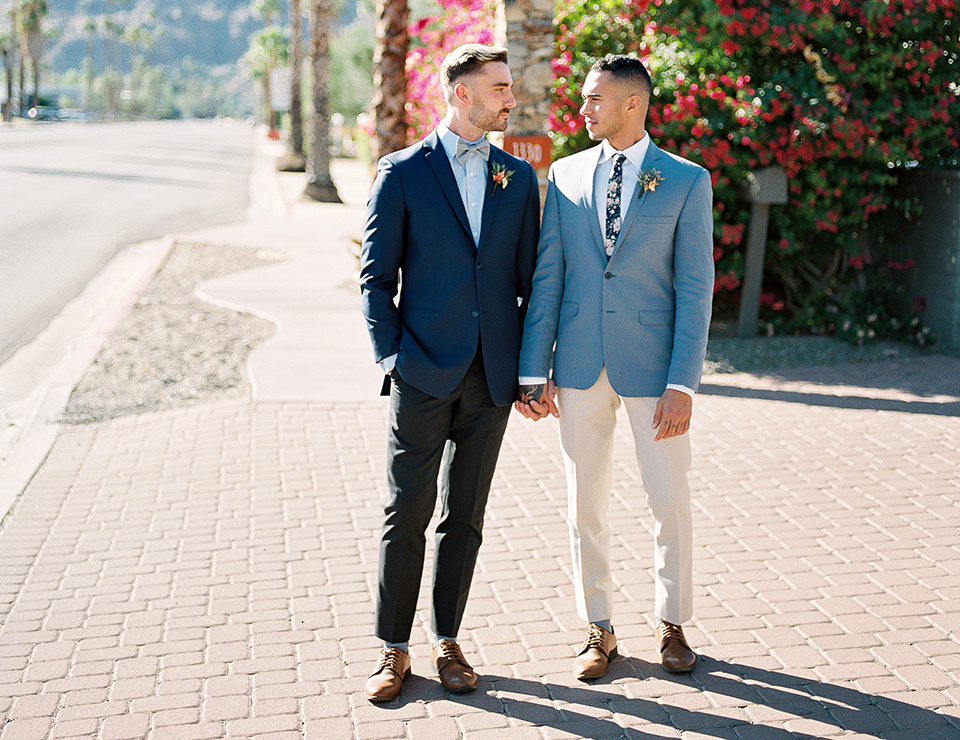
xmin=517 ymin=55 xmax=714 ymax=679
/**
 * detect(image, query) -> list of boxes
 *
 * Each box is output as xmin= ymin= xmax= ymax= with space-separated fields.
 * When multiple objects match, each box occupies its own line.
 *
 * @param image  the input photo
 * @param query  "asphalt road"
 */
xmin=0 ymin=118 xmax=256 ymax=365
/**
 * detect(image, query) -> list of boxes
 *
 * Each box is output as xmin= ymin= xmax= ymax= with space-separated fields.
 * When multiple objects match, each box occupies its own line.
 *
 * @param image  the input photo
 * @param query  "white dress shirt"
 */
xmin=519 ymin=133 xmax=695 ymax=399
xmin=594 ymin=135 xmax=649 ymax=232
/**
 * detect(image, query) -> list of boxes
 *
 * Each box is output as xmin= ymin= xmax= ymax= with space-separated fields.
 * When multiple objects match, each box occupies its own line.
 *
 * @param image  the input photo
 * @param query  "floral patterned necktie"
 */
xmin=604 ymin=153 xmax=625 ymax=258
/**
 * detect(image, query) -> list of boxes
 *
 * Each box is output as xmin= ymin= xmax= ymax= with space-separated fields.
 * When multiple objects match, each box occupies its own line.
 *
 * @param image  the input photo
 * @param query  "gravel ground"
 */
xmin=60 ymin=243 xmax=936 ymax=425
xmin=704 ymin=330 xmax=927 ymax=375
xmin=60 ymin=242 xmax=285 ymax=424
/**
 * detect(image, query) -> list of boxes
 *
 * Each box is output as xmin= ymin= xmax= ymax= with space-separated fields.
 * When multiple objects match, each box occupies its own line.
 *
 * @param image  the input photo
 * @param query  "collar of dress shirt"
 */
xmin=437 ymin=122 xmax=488 ymax=162
xmin=599 ymin=133 xmax=650 ymax=170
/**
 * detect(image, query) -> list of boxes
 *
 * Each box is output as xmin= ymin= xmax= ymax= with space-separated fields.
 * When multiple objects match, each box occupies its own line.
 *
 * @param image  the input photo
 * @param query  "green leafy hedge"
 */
xmin=552 ymin=0 xmax=958 ymax=345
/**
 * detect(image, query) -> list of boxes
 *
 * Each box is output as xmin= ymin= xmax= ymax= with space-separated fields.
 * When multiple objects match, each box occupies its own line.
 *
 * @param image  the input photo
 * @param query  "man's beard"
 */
xmin=585 ymin=111 xmax=624 ymax=142
xmin=469 ymin=105 xmax=509 ymax=133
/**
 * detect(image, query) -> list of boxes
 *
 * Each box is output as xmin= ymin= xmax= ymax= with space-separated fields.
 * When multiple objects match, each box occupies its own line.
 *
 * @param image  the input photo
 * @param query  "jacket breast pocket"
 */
xmin=635 ymin=215 xmax=676 ymax=224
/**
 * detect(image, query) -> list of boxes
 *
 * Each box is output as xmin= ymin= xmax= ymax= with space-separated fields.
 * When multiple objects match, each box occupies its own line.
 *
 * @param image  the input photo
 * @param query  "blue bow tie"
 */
xmin=455 ymin=137 xmax=491 ymax=164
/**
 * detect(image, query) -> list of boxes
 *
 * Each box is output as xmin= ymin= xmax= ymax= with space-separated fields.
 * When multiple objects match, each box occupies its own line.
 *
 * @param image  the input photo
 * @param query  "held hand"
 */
xmin=515 ymin=380 xmax=560 ymax=420
xmin=651 ymin=388 xmax=692 ymax=441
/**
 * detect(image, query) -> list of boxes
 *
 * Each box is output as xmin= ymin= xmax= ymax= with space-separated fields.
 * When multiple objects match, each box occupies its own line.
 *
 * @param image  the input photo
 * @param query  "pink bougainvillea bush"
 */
xmin=552 ymin=0 xmax=958 ymax=344
xmin=405 ymin=0 xmax=498 ymax=141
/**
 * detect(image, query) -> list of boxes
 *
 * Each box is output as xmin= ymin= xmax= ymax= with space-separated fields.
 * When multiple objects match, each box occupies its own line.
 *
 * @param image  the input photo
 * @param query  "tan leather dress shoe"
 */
xmin=656 ymin=621 xmax=696 ymax=673
xmin=573 ymin=624 xmax=618 ymax=680
xmin=431 ymin=640 xmax=477 ymax=693
xmin=365 ymin=647 xmax=411 ymax=702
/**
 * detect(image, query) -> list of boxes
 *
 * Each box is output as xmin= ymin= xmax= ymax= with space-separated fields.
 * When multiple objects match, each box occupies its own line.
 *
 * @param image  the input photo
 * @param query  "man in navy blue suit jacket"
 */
xmin=359 ymin=43 xmax=540 ymax=702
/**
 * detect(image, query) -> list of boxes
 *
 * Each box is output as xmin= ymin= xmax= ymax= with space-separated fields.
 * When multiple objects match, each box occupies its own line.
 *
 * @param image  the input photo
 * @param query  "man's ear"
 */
xmin=454 ymin=81 xmax=471 ymax=105
xmin=627 ymin=94 xmax=650 ymax=123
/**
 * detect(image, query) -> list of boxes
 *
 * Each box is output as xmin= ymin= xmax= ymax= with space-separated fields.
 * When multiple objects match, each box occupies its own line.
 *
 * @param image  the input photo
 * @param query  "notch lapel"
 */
xmin=423 ymin=132 xmax=473 ymax=240
xmin=613 ymin=142 xmax=663 ymax=255
xmin=477 ymin=150 xmax=504 ymax=250
xmin=580 ymin=147 xmax=606 ymax=255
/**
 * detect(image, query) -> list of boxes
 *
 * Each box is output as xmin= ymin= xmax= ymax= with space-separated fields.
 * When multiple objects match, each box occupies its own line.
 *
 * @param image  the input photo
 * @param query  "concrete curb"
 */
xmin=0 ymin=236 xmax=174 ymax=521
xmin=0 ymin=128 xmax=287 ymax=522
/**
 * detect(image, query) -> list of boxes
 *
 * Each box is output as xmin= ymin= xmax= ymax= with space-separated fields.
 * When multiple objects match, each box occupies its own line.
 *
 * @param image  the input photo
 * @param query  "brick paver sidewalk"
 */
xmin=2 ymin=361 xmax=959 ymax=739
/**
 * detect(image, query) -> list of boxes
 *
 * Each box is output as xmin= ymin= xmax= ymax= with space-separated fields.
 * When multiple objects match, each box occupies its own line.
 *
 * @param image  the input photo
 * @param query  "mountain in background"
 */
xmin=45 ymin=0 xmax=362 ymax=74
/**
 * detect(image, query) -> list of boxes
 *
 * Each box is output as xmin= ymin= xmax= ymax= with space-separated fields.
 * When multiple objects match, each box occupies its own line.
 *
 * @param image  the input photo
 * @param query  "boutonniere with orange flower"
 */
xmin=491 ymin=162 xmax=514 ymax=190
xmin=637 ymin=168 xmax=664 ymax=196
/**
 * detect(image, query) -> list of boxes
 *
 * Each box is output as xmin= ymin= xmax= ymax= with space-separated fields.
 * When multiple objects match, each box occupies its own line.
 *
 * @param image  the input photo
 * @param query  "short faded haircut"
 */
xmin=591 ymin=54 xmax=653 ymax=99
xmin=440 ymin=44 xmax=509 ymax=93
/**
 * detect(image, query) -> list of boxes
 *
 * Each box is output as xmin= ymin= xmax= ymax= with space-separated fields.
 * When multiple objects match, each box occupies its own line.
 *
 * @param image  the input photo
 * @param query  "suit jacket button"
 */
xmin=604 ymin=272 xmax=612 ymax=279
xmin=472 ymin=310 xmax=479 ymax=317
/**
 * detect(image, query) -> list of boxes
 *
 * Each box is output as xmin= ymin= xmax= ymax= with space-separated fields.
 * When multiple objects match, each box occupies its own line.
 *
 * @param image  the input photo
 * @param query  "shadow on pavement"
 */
xmin=699 ymin=382 xmax=960 ymax=416
xmin=0 ymin=163 xmax=210 ymax=188
xmin=474 ymin=656 xmax=959 ymax=739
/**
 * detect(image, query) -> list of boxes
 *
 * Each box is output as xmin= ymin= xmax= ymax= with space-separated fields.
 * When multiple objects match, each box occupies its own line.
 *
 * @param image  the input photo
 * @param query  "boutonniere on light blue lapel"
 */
xmin=491 ymin=162 xmax=514 ymax=190
xmin=637 ymin=168 xmax=664 ymax=196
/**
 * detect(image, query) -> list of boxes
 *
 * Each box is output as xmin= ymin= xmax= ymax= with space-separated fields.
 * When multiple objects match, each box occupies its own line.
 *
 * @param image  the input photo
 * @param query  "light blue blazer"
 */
xmin=518 ymin=140 xmax=714 ymax=397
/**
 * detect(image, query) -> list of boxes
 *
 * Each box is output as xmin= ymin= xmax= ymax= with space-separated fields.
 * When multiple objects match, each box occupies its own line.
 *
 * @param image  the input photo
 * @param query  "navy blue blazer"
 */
xmin=360 ymin=130 xmax=541 ymax=406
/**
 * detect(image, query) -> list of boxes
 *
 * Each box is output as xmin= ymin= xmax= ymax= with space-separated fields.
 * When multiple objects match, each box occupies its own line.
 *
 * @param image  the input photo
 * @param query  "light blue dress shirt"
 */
xmin=437 ymin=122 xmax=487 ymax=247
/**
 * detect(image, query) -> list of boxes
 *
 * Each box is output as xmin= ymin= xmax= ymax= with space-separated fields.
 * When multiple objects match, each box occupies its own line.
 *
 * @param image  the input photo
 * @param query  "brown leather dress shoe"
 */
xmin=573 ymin=624 xmax=618 ymax=680
xmin=430 ymin=640 xmax=478 ymax=693
xmin=656 ymin=621 xmax=696 ymax=673
xmin=365 ymin=647 xmax=411 ymax=702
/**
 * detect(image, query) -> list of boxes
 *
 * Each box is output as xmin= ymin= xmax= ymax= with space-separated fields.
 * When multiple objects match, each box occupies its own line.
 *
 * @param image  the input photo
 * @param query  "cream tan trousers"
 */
xmin=557 ymin=367 xmax=693 ymax=626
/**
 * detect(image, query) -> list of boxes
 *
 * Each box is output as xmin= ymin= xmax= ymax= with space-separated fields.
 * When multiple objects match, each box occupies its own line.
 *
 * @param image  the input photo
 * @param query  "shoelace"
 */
xmin=658 ymin=621 xmax=687 ymax=648
xmin=581 ymin=623 xmax=608 ymax=652
xmin=435 ymin=641 xmax=466 ymax=664
xmin=375 ymin=648 xmax=405 ymax=674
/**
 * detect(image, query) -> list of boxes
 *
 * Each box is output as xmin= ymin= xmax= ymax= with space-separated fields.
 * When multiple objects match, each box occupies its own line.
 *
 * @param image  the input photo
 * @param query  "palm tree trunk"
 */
xmin=3 ymin=7 xmax=14 ymax=120
xmin=10 ymin=4 xmax=20 ymax=112
xmin=289 ymin=0 xmax=304 ymax=156
xmin=2 ymin=38 xmax=11 ymax=121
xmin=278 ymin=0 xmax=306 ymax=171
xmin=371 ymin=0 xmax=408 ymax=160
xmin=25 ymin=27 xmax=42 ymax=109
xmin=303 ymin=0 xmax=340 ymax=202
xmin=85 ymin=37 xmax=94 ymax=108
xmin=263 ymin=61 xmax=273 ymax=129
xmin=17 ymin=34 xmax=25 ymax=109
xmin=31 ymin=54 xmax=39 ymax=107
xmin=2 ymin=48 xmax=11 ymax=121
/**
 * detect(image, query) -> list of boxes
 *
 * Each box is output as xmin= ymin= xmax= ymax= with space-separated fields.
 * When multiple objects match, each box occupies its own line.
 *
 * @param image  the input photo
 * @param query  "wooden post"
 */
xmin=737 ymin=166 xmax=787 ymax=338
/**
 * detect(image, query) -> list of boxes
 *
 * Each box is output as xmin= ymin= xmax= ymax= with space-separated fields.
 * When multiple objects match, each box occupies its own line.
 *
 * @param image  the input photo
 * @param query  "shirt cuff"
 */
xmin=379 ymin=354 xmax=398 ymax=374
xmin=666 ymin=383 xmax=695 ymax=398
xmin=518 ymin=376 xmax=548 ymax=385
